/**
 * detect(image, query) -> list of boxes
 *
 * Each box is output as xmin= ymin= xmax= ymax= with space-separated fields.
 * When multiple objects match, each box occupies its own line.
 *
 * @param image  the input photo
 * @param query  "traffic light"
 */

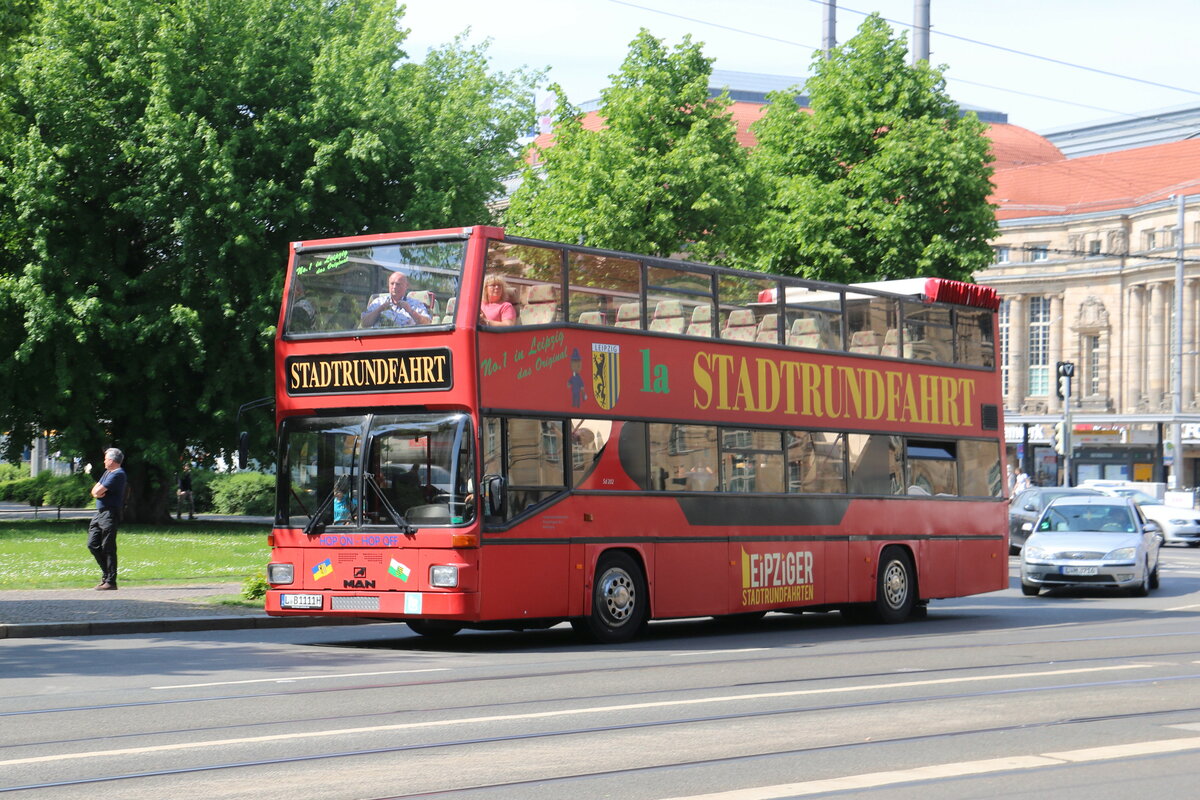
xmin=1056 ymin=361 xmax=1075 ymax=401
xmin=1053 ymin=421 xmax=1065 ymax=455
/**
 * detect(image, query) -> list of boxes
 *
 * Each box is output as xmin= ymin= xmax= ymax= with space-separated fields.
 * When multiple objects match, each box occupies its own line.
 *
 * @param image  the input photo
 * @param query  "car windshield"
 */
xmin=1038 ymin=504 xmax=1135 ymax=533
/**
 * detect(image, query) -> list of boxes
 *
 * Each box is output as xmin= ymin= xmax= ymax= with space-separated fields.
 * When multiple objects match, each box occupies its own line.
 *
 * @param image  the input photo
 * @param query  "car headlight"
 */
xmin=429 ymin=565 xmax=459 ymax=588
xmin=1105 ymin=547 xmax=1137 ymax=561
xmin=267 ymin=563 xmax=294 ymax=584
xmin=1023 ymin=545 xmax=1051 ymax=561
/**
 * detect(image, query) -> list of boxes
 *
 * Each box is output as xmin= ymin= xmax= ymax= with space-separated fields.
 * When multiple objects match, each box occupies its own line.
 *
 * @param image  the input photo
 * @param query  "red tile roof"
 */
xmin=985 ymin=123 xmax=1065 ymax=170
xmin=990 ymin=138 xmax=1200 ymax=220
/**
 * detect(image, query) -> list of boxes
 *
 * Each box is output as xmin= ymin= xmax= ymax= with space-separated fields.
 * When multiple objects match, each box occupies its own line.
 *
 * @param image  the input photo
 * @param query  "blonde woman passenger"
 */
xmin=480 ymin=274 xmax=516 ymax=326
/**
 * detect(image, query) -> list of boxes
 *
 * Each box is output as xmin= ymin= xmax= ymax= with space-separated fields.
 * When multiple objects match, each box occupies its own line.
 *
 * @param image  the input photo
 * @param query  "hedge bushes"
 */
xmin=209 ymin=472 xmax=275 ymax=516
xmin=0 ymin=467 xmax=274 ymax=515
xmin=0 ymin=463 xmax=29 ymax=483
xmin=0 ymin=471 xmax=90 ymax=507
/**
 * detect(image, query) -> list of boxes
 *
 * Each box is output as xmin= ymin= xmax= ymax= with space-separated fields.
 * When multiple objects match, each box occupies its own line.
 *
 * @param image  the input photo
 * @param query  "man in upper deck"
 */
xmin=360 ymin=271 xmax=431 ymax=328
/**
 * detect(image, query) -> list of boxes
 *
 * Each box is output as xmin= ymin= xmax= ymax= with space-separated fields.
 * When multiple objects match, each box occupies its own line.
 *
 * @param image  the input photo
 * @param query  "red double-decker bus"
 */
xmin=264 ymin=225 xmax=1007 ymax=641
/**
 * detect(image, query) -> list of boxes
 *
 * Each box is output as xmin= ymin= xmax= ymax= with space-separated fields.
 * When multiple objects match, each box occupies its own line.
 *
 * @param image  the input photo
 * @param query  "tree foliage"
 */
xmin=741 ymin=14 xmax=997 ymax=283
xmin=505 ymin=29 xmax=751 ymax=261
xmin=0 ymin=0 xmax=536 ymax=520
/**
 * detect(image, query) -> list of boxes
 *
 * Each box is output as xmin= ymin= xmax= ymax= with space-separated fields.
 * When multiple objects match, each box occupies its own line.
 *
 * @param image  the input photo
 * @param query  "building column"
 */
xmin=1149 ymin=282 xmax=1167 ymax=407
xmin=1006 ymin=294 xmax=1026 ymax=412
xmin=1127 ymin=285 xmax=1145 ymax=410
xmin=1185 ymin=278 xmax=1198 ymax=408
xmin=1048 ymin=293 xmax=1064 ymax=412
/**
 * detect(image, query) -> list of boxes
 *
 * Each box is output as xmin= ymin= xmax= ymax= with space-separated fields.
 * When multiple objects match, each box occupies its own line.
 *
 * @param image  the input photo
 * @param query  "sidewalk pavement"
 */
xmin=0 ymin=508 xmax=362 ymax=639
xmin=0 ymin=583 xmax=362 ymax=639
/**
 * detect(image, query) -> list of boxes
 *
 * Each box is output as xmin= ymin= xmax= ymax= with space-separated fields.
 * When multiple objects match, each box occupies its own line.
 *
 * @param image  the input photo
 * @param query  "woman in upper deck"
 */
xmin=479 ymin=274 xmax=517 ymax=326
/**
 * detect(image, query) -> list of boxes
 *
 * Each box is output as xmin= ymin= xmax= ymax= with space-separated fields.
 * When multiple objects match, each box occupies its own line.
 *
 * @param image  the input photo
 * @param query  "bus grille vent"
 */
xmin=980 ymin=404 xmax=999 ymax=430
xmin=331 ymin=595 xmax=380 ymax=611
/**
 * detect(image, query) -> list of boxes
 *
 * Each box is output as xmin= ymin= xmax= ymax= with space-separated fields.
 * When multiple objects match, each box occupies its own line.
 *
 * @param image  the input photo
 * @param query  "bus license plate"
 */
xmin=1062 ymin=566 xmax=1098 ymax=576
xmin=281 ymin=593 xmax=323 ymax=609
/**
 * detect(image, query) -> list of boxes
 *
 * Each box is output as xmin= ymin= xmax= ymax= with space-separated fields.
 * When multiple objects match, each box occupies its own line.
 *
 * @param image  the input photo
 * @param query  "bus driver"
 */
xmin=361 ymin=271 xmax=431 ymax=328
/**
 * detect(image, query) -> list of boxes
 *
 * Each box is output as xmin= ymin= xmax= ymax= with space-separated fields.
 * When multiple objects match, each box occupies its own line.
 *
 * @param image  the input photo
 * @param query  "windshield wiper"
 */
xmin=366 ymin=473 xmax=416 ymax=535
xmin=303 ymin=488 xmax=337 ymax=536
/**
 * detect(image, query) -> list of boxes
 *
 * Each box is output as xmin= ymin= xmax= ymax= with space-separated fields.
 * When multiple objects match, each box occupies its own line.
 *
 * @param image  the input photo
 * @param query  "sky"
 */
xmin=399 ymin=0 xmax=1200 ymax=134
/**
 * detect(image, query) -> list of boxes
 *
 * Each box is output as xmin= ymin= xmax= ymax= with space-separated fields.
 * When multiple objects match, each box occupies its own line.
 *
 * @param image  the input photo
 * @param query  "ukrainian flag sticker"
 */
xmin=312 ymin=558 xmax=333 ymax=582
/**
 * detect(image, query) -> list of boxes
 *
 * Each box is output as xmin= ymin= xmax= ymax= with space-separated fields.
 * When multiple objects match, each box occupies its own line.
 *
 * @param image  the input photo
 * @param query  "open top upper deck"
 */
xmin=279 ymin=226 xmax=999 ymax=373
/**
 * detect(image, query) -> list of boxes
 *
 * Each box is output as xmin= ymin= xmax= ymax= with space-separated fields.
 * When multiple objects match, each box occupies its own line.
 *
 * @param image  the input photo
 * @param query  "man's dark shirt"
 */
xmin=97 ymin=468 xmax=127 ymax=513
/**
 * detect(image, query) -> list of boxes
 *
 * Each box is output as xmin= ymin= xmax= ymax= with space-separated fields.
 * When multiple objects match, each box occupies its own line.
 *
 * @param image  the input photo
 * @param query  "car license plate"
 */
xmin=1062 ymin=566 xmax=1098 ymax=576
xmin=281 ymin=593 xmax=323 ymax=609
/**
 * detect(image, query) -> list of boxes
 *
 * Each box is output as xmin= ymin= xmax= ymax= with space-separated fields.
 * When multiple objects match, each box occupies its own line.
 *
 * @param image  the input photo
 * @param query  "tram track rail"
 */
xmin=6 ymin=683 xmax=1200 ymax=795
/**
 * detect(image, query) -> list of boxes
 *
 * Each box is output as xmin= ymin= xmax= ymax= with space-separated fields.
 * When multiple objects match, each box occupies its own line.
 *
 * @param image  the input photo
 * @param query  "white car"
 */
xmin=1095 ymin=487 xmax=1200 ymax=547
xmin=1021 ymin=495 xmax=1162 ymax=597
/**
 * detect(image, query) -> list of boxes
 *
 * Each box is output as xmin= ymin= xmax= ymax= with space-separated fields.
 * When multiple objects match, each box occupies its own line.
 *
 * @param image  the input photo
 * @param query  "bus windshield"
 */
xmin=284 ymin=239 xmax=467 ymax=336
xmin=280 ymin=412 xmax=475 ymax=530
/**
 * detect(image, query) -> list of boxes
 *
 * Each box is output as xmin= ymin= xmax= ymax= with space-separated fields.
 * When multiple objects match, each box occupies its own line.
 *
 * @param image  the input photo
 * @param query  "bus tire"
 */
xmin=407 ymin=619 xmax=462 ymax=638
xmin=874 ymin=547 xmax=917 ymax=623
xmin=585 ymin=552 xmax=648 ymax=643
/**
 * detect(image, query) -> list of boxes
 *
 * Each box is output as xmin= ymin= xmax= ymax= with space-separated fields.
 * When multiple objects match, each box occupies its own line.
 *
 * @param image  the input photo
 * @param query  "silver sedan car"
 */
xmin=1020 ymin=495 xmax=1162 ymax=597
xmin=1095 ymin=488 xmax=1200 ymax=547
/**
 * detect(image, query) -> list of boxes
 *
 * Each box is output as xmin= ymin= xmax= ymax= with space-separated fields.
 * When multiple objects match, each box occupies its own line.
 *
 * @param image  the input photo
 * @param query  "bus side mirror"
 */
xmin=237 ymin=431 xmax=249 ymax=470
xmin=483 ymin=474 xmax=506 ymax=517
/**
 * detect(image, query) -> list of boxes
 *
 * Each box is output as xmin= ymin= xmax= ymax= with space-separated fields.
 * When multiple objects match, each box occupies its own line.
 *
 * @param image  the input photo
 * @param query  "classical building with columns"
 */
xmin=976 ymin=131 xmax=1200 ymax=488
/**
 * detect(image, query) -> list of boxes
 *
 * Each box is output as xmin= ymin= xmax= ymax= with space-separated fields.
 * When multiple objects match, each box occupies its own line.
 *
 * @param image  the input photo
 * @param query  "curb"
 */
xmin=0 ymin=615 xmax=367 ymax=639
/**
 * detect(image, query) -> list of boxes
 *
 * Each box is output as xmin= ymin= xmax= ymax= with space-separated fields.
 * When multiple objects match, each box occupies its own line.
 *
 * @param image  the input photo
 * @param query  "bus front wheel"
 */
xmin=582 ymin=552 xmax=648 ymax=643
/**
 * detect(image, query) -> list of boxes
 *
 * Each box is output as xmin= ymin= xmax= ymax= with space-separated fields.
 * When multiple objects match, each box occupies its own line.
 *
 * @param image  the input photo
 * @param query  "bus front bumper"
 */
xmin=265 ymin=590 xmax=479 ymax=619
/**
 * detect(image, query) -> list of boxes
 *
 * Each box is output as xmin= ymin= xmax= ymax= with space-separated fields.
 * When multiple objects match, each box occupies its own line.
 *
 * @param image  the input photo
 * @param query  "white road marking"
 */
xmin=152 ymin=668 xmax=449 ymax=689
xmin=671 ymin=648 xmax=770 ymax=657
xmin=0 ymin=664 xmax=1153 ymax=768
xmin=661 ymin=737 xmax=1200 ymax=799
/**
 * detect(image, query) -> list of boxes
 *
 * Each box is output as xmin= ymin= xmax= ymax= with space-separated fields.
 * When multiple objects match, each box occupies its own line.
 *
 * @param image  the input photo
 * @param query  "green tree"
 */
xmin=742 ymin=14 xmax=997 ymax=283
xmin=0 ymin=0 xmax=536 ymax=520
xmin=505 ymin=29 xmax=752 ymax=261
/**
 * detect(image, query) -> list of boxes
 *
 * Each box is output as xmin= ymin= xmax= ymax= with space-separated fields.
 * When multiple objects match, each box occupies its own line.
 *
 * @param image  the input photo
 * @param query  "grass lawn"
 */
xmin=0 ymin=519 xmax=271 ymax=590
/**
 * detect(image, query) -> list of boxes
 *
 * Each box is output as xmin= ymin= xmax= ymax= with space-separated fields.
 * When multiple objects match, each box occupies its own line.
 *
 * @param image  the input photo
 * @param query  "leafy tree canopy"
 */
xmin=505 ymin=29 xmax=752 ymax=262
xmin=0 ymin=0 xmax=536 ymax=519
xmin=741 ymin=14 xmax=997 ymax=283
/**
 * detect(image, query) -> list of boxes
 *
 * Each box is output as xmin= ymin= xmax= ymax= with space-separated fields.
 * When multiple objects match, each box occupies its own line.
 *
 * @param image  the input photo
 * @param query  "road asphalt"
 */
xmin=0 ymin=505 xmax=362 ymax=639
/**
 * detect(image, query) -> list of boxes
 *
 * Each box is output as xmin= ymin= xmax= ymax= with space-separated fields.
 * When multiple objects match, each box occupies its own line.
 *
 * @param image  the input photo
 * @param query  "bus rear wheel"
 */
xmin=583 ymin=552 xmax=648 ymax=643
xmin=406 ymin=619 xmax=462 ymax=638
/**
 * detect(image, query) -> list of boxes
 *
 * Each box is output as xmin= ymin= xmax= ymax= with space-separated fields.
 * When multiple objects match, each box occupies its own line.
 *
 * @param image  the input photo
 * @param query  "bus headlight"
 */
xmin=429 ymin=565 xmax=459 ymax=588
xmin=268 ymin=563 xmax=295 ymax=585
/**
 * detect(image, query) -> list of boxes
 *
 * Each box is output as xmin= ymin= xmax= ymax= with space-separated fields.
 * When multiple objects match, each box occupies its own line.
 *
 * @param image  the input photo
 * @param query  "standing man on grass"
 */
xmin=88 ymin=447 xmax=127 ymax=591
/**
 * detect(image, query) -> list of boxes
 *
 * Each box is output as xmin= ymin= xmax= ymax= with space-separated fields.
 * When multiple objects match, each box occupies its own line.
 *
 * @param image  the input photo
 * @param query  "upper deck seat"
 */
xmin=442 ymin=296 xmax=456 ymax=324
xmin=519 ymin=283 xmax=560 ymax=325
xmin=722 ymin=309 xmax=758 ymax=341
xmin=849 ymin=330 xmax=882 ymax=354
xmin=614 ymin=302 xmax=642 ymax=328
xmin=880 ymin=328 xmax=900 ymax=357
xmin=787 ymin=316 xmax=825 ymax=347
xmin=407 ymin=290 xmax=437 ymax=319
xmin=577 ymin=310 xmax=604 ymax=326
xmin=649 ymin=300 xmax=685 ymax=333
xmin=686 ymin=304 xmax=713 ymax=337
xmin=755 ymin=313 xmax=780 ymax=344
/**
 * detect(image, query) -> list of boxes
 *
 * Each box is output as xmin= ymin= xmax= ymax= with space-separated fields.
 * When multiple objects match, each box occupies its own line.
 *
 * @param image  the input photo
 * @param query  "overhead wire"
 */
xmin=603 ymin=0 xmax=1200 ymax=131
